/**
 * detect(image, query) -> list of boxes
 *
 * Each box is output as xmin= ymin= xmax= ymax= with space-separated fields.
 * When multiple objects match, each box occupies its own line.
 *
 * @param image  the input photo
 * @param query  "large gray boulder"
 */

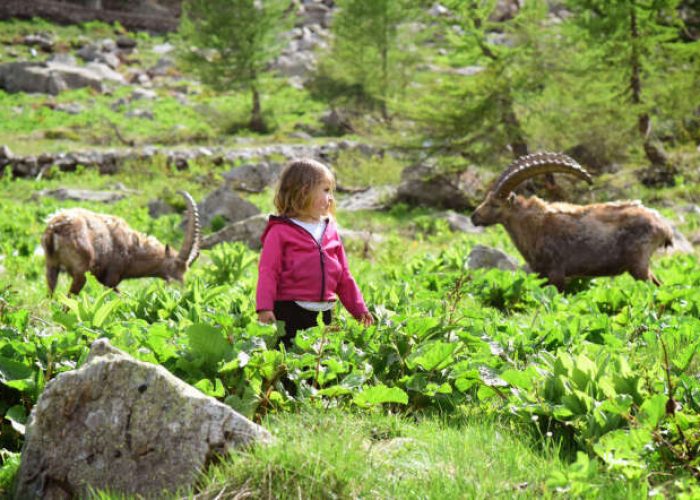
xmin=199 ymin=186 xmax=261 ymax=230
xmin=14 ymin=338 xmax=270 ymax=499
xmin=0 ymin=61 xmax=124 ymax=95
xmin=201 ymin=213 xmax=269 ymax=250
xmin=223 ymin=161 xmax=284 ymax=193
xmin=467 ymin=244 xmax=520 ymax=271
xmin=396 ymin=162 xmax=483 ymax=211
xmin=337 ymin=186 xmax=397 ymax=212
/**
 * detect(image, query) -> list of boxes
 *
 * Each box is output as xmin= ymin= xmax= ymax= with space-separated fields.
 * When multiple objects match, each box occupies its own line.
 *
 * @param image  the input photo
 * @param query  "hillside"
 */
xmin=1 ymin=1 xmax=700 ymax=497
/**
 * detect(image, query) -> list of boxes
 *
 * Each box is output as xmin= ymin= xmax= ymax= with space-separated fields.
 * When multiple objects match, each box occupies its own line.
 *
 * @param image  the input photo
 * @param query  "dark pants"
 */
xmin=273 ymin=301 xmax=332 ymax=349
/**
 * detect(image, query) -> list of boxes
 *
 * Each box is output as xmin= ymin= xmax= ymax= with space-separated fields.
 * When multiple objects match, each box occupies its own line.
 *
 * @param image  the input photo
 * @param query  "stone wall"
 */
xmin=0 ymin=0 xmax=178 ymax=33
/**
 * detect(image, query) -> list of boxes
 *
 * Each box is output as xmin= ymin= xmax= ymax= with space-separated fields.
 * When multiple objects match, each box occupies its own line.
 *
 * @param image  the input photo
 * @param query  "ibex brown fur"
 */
xmin=42 ymin=191 xmax=200 ymax=295
xmin=471 ymin=152 xmax=673 ymax=291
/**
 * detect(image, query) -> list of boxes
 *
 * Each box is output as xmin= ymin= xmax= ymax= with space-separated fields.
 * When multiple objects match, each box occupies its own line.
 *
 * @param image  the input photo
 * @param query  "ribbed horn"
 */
xmin=177 ymin=191 xmax=200 ymax=266
xmin=492 ymin=152 xmax=592 ymax=198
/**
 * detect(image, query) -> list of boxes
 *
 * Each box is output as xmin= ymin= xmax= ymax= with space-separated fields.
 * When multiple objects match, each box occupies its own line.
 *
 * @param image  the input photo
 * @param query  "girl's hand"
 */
xmin=258 ymin=310 xmax=276 ymax=324
xmin=359 ymin=312 xmax=373 ymax=326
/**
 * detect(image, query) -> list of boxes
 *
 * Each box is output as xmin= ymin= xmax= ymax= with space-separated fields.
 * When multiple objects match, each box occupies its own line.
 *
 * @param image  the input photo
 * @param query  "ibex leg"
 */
xmin=46 ymin=266 xmax=59 ymax=296
xmin=68 ymin=274 xmax=87 ymax=295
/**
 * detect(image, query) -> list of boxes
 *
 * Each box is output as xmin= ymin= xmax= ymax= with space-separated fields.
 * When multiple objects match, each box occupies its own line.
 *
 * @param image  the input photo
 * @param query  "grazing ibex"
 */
xmin=470 ymin=152 xmax=673 ymax=291
xmin=42 ymin=191 xmax=200 ymax=295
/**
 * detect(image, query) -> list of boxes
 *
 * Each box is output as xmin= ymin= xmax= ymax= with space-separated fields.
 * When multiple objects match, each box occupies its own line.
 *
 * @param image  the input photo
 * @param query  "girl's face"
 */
xmin=305 ymin=178 xmax=334 ymax=220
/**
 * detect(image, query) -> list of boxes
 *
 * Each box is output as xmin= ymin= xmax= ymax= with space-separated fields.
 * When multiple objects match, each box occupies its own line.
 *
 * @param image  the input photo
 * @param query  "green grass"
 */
xmin=196 ymin=408 xmax=568 ymax=499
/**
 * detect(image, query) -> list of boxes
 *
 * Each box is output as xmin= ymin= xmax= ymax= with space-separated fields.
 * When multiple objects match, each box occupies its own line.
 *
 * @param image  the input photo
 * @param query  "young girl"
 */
xmin=256 ymin=158 xmax=373 ymax=348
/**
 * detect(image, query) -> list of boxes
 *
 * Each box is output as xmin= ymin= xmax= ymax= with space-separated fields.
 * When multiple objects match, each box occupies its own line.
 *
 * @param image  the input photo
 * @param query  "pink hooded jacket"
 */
xmin=256 ymin=216 xmax=369 ymax=319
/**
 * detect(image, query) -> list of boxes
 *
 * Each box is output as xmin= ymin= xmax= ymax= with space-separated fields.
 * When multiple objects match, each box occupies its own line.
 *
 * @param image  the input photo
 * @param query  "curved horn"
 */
xmin=177 ymin=190 xmax=200 ymax=266
xmin=492 ymin=152 xmax=593 ymax=199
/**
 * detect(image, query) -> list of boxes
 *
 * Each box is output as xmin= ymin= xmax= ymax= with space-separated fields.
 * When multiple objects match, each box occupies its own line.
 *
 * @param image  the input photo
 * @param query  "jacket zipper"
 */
xmin=281 ymin=218 xmax=328 ymax=301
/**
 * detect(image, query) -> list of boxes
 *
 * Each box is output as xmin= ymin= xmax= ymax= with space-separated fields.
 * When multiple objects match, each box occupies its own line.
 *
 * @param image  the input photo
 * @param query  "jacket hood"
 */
xmin=260 ymin=215 xmax=332 ymax=244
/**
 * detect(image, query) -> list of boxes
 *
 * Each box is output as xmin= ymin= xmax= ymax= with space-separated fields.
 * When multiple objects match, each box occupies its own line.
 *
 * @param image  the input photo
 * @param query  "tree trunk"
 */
xmin=379 ymin=5 xmax=389 ymax=122
xmin=473 ymin=6 xmax=529 ymax=159
xmin=629 ymin=1 xmax=669 ymax=167
xmin=249 ymin=85 xmax=266 ymax=133
xmin=500 ymin=93 xmax=529 ymax=158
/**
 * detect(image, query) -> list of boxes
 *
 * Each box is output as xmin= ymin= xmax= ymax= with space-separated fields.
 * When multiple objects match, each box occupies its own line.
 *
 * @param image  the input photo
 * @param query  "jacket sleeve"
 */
xmin=256 ymin=227 xmax=282 ymax=312
xmin=335 ymin=239 xmax=369 ymax=319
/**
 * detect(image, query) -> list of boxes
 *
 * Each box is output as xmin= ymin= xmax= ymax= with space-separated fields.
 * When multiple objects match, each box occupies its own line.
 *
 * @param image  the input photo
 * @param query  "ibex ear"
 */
xmin=506 ymin=192 xmax=516 ymax=206
xmin=165 ymin=244 xmax=173 ymax=257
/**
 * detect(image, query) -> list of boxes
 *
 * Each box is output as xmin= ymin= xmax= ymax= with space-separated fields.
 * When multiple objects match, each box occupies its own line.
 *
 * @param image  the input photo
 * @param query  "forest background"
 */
xmin=0 ymin=0 xmax=700 ymax=497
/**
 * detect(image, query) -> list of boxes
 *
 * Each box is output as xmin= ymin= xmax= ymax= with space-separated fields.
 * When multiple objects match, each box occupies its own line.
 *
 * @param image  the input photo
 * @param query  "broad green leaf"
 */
xmin=5 ymin=379 xmax=35 ymax=392
xmin=0 ymin=356 xmax=33 ymax=383
xmin=637 ymin=394 xmax=667 ymax=427
xmin=562 ymin=391 xmax=589 ymax=415
xmin=52 ymin=310 xmax=78 ymax=330
xmin=92 ymin=298 xmax=121 ymax=328
xmin=553 ymin=405 xmax=574 ymax=419
xmin=477 ymin=385 xmax=497 ymax=401
xmin=501 ymin=368 xmax=535 ymax=390
xmin=194 ymin=378 xmax=225 ymax=398
xmin=405 ymin=341 xmax=458 ymax=371
xmin=571 ymin=354 xmax=597 ymax=389
xmin=353 ymin=385 xmax=408 ymax=407
xmin=145 ymin=323 xmax=178 ymax=363
xmin=613 ymin=371 xmax=643 ymax=405
xmin=5 ymin=404 xmax=26 ymax=435
xmin=340 ymin=373 xmax=366 ymax=390
xmin=186 ymin=323 xmax=230 ymax=367
xmin=257 ymin=350 xmax=284 ymax=380
xmin=594 ymin=429 xmax=652 ymax=479
xmin=454 ymin=378 xmax=478 ymax=392
xmin=317 ymin=385 xmax=353 ymax=397
xmin=225 ymin=388 xmax=259 ymax=420
xmin=599 ymin=395 xmax=634 ymax=416
xmin=673 ymin=340 xmax=700 ymax=372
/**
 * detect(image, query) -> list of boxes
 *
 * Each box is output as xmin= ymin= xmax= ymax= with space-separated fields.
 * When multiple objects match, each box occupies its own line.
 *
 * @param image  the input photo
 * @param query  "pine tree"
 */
xmin=178 ymin=0 xmax=291 ymax=133
xmin=562 ymin=0 xmax=700 ymax=182
xmin=410 ymin=1 xmax=551 ymax=164
xmin=313 ymin=0 xmax=421 ymax=121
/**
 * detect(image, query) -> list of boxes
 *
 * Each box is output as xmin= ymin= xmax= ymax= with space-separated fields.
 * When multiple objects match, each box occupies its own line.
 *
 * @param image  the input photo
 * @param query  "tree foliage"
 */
xmin=311 ymin=0 xmax=421 ymax=120
xmin=409 ymin=0 xmax=699 ymax=170
xmin=409 ymin=0 xmax=551 ymax=164
xmin=178 ymin=0 xmax=291 ymax=132
xmin=560 ymin=0 xmax=700 ymax=180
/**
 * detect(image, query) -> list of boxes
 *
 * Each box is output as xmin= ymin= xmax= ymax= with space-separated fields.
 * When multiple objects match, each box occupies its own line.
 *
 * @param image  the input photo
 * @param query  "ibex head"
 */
xmin=161 ymin=190 xmax=201 ymax=282
xmin=471 ymin=152 xmax=592 ymax=226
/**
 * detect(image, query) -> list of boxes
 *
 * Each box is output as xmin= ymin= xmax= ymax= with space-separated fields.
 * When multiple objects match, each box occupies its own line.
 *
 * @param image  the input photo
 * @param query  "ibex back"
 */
xmin=470 ymin=153 xmax=673 ymax=291
xmin=42 ymin=191 xmax=200 ymax=295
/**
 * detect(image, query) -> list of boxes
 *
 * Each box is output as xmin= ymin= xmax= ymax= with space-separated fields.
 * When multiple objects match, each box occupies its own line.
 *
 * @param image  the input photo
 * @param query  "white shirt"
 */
xmin=290 ymin=218 xmax=335 ymax=312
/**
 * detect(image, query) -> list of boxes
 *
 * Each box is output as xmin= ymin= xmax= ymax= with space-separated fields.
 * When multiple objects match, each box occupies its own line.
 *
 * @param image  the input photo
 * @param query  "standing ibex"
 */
xmin=470 ymin=152 xmax=673 ymax=291
xmin=42 ymin=191 xmax=200 ymax=295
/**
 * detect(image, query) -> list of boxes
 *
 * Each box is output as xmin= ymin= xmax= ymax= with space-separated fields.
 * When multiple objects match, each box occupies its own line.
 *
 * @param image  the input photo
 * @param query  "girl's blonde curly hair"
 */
xmin=274 ymin=158 xmax=336 ymax=217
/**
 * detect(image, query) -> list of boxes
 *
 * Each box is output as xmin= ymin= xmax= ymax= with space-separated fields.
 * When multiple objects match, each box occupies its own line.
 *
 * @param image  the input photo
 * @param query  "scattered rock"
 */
xmin=1 ymin=142 xmax=379 ymax=179
xmin=0 ymin=60 xmax=126 ymax=95
xmin=199 ymin=186 xmax=261 ymax=229
xmin=467 ymin=244 xmax=520 ymax=271
xmin=201 ymin=213 xmax=269 ymax=250
xmin=337 ymin=186 xmax=397 ymax=211
xmin=148 ymin=198 xmax=176 ymax=218
xmin=396 ymin=162 xmax=483 ymax=211
xmin=223 ymin=162 xmax=284 ymax=193
xmin=21 ymin=33 xmax=55 ymax=52
xmin=34 ymin=187 xmax=127 ymax=203
xmin=442 ymin=210 xmax=483 ymax=234
xmin=14 ymin=338 xmax=271 ymax=499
